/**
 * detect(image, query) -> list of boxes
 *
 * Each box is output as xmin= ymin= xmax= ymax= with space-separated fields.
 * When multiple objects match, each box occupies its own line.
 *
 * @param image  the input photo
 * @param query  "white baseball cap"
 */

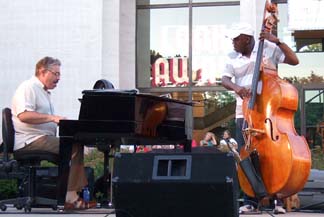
xmin=226 ymin=22 xmax=254 ymax=39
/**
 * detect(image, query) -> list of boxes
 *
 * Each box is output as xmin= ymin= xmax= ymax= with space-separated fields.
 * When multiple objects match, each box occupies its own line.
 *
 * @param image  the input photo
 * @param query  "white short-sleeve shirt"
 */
xmin=11 ymin=76 xmax=57 ymax=150
xmin=222 ymin=40 xmax=285 ymax=118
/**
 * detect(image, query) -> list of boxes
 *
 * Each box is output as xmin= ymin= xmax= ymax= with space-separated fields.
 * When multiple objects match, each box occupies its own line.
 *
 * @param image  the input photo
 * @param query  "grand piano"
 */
xmin=57 ymin=89 xmax=192 ymax=206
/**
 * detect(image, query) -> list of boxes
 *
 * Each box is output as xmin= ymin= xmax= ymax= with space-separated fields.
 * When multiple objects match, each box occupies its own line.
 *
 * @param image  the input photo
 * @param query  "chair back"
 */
xmin=93 ymin=79 xmax=114 ymax=89
xmin=1 ymin=107 xmax=59 ymax=166
xmin=2 ymin=108 xmax=15 ymax=161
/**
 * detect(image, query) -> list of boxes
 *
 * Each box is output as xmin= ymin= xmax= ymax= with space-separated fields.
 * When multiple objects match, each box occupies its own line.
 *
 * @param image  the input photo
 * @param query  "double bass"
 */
xmin=237 ymin=0 xmax=311 ymax=199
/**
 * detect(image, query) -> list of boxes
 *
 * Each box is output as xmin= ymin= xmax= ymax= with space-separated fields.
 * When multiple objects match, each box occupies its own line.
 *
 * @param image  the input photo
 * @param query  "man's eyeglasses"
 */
xmin=47 ymin=69 xmax=61 ymax=77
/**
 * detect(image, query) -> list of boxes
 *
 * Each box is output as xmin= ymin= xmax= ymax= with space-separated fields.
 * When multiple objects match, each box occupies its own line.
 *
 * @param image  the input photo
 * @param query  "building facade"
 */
xmin=0 ymin=0 xmax=323 ymax=147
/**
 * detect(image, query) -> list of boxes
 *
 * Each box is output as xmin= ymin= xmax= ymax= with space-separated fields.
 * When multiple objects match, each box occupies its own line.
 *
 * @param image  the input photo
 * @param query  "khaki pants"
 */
xmin=20 ymin=135 xmax=87 ymax=192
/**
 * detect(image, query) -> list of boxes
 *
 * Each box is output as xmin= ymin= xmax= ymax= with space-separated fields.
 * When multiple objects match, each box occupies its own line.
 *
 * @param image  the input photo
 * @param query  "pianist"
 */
xmin=11 ymin=56 xmax=96 ymax=210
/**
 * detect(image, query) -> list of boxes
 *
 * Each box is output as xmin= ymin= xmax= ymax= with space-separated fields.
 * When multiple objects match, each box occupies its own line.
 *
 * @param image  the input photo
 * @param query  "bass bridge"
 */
xmin=243 ymin=127 xmax=265 ymax=150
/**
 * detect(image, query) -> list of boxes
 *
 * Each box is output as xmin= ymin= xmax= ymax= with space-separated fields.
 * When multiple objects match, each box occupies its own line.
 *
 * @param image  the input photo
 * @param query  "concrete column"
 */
xmin=102 ymin=0 xmax=120 ymax=88
xmin=136 ymin=5 xmax=151 ymax=88
xmin=119 ymin=0 xmax=136 ymax=89
xmin=102 ymin=0 xmax=136 ymax=89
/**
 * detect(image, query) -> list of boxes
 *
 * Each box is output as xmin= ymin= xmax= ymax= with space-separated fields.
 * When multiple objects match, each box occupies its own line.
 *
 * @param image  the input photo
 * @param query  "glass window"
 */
xmin=277 ymin=4 xmax=324 ymax=81
xmin=137 ymin=8 xmax=189 ymax=88
xmin=297 ymin=39 xmax=323 ymax=52
xmin=277 ymin=4 xmax=296 ymax=52
xmin=287 ymin=0 xmax=324 ymax=31
xmin=192 ymin=6 xmax=239 ymax=86
xmin=304 ymin=90 xmax=324 ymax=149
xmin=151 ymin=90 xmax=236 ymax=143
xmin=193 ymin=0 xmax=238 ymax=2
xmin=137 ymin=0 xmax=188 ymax=5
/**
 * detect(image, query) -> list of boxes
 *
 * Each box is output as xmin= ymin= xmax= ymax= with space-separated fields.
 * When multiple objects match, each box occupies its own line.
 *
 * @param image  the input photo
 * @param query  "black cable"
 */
xmin=243 ymin=198 xmax=278 ymax=217
xmin=262 ymin=209 xmax=276 ymax=217
xmin=113 ymin=209 xmax=135 ymax=217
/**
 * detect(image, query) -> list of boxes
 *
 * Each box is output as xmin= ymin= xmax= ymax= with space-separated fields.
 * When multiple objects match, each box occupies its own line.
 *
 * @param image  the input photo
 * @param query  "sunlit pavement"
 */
xmin=0 ymin=206 xmax=115 ymax=216
xmin=240 ymin=210 xmax=324 ymax=216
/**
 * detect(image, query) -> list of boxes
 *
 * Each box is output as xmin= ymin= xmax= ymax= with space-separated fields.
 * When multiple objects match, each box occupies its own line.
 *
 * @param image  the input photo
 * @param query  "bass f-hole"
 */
xmin=265 ymin=118 xmax=279 ymax=141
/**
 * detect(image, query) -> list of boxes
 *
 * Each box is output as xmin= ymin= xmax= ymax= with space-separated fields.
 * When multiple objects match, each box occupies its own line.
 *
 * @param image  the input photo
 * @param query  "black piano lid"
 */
xmin=81 ymin=89 xmax=193 ymax=106
xmin=82 ymin=89 xmax=138 ymax=95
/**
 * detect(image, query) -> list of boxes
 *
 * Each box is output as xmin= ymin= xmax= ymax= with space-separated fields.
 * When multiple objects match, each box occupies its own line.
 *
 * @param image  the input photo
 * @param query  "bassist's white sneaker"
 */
xmin=273 ymin=205 xmax=286 ymax=214
xmin=239 ymin=204 xmax=258 ymax=214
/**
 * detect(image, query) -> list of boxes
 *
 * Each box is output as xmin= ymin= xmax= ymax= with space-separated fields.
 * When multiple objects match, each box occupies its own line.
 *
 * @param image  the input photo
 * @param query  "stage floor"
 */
xmin=0 ymin=207 xmax=323 ymax=217
xmin=241 ymin=211 xmax=323 ymax=216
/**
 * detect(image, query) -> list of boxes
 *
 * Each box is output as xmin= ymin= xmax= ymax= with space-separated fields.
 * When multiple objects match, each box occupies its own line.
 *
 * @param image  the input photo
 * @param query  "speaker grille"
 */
xmin=113 ymin=152 xmax=239 ymax=217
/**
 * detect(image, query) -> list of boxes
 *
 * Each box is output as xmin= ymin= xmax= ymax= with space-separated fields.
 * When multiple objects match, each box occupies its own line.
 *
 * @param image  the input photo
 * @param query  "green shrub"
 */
xmin=40 ymin=149 xmax=105 ymax=179
xmin=0 ymin=179 xmax=18 ymax=200
xmin=84 ymin=149 xmax=104 ymax=179
xmin=311 ymin=147 xmax=324 ymax=170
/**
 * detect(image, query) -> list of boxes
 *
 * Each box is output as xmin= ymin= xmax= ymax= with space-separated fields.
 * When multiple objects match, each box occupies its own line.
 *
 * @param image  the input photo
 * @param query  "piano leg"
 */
xmin=183 ymin=139 xmax=192 ymax=152
xmin=102 ymin=150 xmax=110 ymax=204
xmin=93 ymin=145 xmax=113 ymax=208
xmin=57 ymin=137 xmax=73 ymax=207
xmin=103 ymin=148 xmax=115 ymax=207
xmin=108 ymin=152 xmax=114 ymax=207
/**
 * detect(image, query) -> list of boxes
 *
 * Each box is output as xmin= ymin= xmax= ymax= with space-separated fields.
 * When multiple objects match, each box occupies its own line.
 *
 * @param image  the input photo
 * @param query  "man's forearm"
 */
xmin=18 ymin=111 xmax=55 ymax=124
xmin=222 ymin=76 xmax=240 ymax=92
xmin=277 ymin=42 xmax=299 ymax=65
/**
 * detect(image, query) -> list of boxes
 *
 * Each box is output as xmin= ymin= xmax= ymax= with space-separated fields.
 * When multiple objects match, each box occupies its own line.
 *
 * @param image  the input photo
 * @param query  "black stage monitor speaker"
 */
xmin=112 ymin=151 xmax=239 ymax=217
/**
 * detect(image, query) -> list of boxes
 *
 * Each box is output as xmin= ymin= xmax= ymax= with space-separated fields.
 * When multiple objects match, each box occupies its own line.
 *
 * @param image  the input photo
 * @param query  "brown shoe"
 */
xmin=64 ymin=197 xmax=97 ymax=210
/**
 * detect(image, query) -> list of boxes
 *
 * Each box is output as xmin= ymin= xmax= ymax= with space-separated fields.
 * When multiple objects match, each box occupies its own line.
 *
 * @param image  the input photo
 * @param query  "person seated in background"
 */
xmin=191 ymin=139 xmax=198 ymax=148
xmin=135 ymin=145 xmax=152 ymax=153
xmin=219 ymin=129 xmax=238 ymax=152
xmin=11 ymin=56 xmax=96 ymax=210
xmin=200 ymin=132 xmax=217 ymax=147
xmin=314 ymin=130 xmax=323 ymax=150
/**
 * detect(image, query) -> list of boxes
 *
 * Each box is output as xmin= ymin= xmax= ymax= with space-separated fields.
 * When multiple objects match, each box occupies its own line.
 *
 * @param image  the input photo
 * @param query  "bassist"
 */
xmin=221 ymin=22 xmax=299 ymax=213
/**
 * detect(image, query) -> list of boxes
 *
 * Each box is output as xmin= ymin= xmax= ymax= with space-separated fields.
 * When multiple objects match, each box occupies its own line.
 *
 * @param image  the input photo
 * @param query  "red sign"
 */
xmin=151 ymin=57 xmax=201 ymax=87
